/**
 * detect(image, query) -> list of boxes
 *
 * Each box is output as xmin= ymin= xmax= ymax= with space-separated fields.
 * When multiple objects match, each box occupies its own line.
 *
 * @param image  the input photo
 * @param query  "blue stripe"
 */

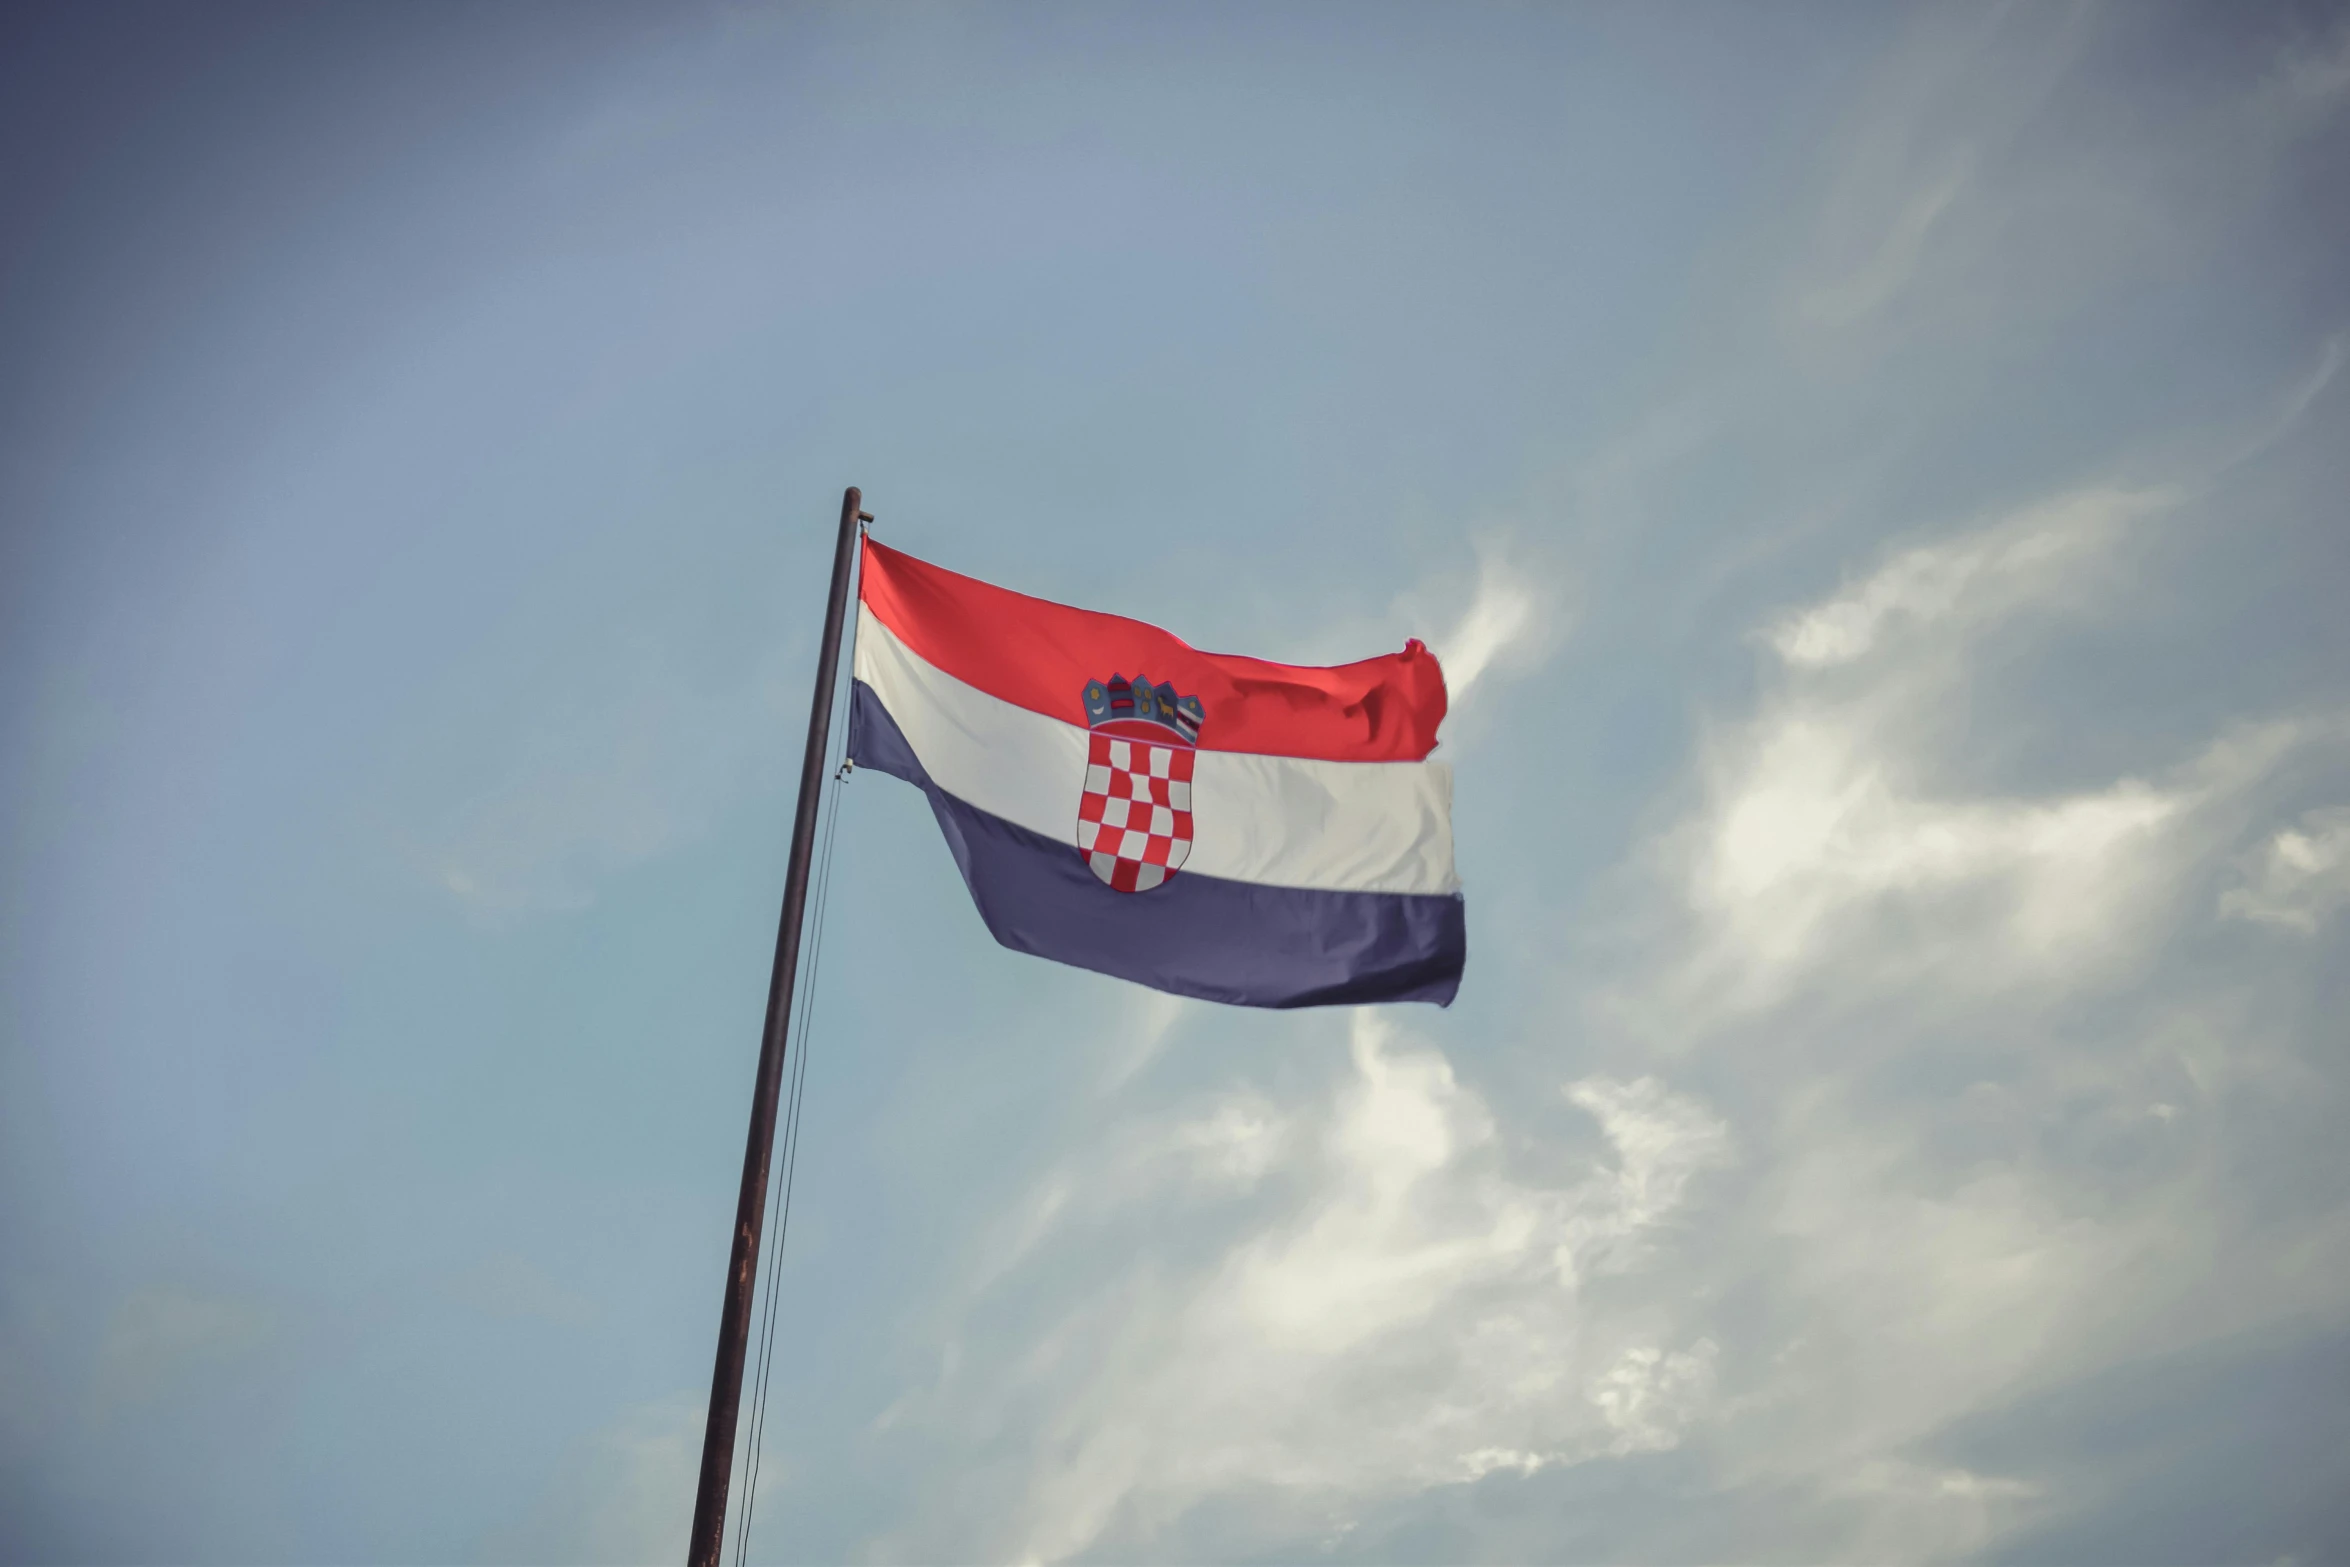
xmin=848 ymin=681 xmax=1464 ymax=1009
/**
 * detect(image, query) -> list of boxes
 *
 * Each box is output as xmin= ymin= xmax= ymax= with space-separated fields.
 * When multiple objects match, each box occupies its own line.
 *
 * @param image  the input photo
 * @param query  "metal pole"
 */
xmin=687 ymin=486 xmax=868 ymax=1567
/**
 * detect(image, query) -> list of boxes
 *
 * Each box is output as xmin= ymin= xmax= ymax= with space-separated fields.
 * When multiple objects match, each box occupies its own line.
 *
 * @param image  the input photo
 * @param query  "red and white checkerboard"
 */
xmin=1075 ymin=732 xmax=1195 ymax=892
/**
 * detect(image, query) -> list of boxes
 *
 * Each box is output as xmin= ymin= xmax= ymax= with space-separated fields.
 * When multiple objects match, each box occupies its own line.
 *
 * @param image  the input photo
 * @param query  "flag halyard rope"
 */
xmin=732 ymin=537 xmax=864 ymax=1565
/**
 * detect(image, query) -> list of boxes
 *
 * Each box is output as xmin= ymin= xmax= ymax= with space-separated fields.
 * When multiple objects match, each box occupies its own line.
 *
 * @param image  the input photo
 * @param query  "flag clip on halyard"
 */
xmin=845 ymin=537 xmax=1465 ymax=1009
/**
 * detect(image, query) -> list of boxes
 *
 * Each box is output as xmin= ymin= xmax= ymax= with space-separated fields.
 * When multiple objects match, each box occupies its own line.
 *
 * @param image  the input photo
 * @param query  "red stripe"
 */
xmin=860 ymin=539 xmax=1447 ymax=762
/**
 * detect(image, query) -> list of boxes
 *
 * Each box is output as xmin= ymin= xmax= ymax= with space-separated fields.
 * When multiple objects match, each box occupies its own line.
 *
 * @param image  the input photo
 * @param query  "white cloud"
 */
xmin=1588 ymin=1338 xmax=1720 ymax=1455
xmin=2221 ymin=806 xmax=2350 ymax=933
xmin=951 ymin=1078 xmax=1298 ymax=1311
xmin=1572 ymin=406 xmax=2350 ymax=1559
xmin=1432 ymin=541 xmax=1546 ymax=707
xmin=1682 ymin=706 xmax=2306 ymax=1004
xmin=882 ymin=1015 xmax=1730 ymax=1563
xmin=1559 ymin=1075 xmax=1732 ymax=1280
xmin=1767 ymin=485 xmax=2177 ymax=670
xmin=1643 ymin=447 xmax=2341 ymax=1020
xmin=1828 ymin=1459 xmax=2046 ymax=1562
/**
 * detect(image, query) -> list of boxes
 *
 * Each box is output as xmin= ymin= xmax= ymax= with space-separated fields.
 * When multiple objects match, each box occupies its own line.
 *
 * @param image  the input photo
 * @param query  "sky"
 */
xmin=3 ymin=2 xmax=2349 ymax=1561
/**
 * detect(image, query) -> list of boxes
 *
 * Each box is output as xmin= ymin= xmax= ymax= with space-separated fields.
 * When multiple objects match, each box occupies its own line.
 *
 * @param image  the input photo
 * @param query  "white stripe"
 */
xmin=855 ymin=607 xmax=1458 ymax=896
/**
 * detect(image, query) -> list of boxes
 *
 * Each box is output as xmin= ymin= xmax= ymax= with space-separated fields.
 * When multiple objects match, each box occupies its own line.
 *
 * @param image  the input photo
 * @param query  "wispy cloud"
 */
xmin=2219 ymin=332 xmax=2348 ymax=471
xmin=1799 ymin=157 xmax=1972 ymax=331
xmin=879 ymin=1012 xmax=1729 ymax=1562
xmin=1674 ymin=466 xmax=2318 ymax=1013
xmin=1700 ymin=318 xmax=2347 ymax=1012
xmin=1767 ymin=484 xmax=2179 ymax=670
xmin=1094 ymin=988 xmax=1192 ymax=1096
xmin=1786 ymin=5 xmax=2099 ymax=343
xmin=1432 ymin=540 xmax=1551 ymax=708
xmin=1556 ymin=343 xmax=2350 ymax=1558
xmin=2221 ymin=805 xmax=2350 ymax=933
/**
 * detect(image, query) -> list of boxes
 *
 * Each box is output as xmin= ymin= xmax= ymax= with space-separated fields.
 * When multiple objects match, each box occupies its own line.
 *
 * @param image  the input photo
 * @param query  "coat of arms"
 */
xmin=1076 ymin=674 xmax=1204 ymax=892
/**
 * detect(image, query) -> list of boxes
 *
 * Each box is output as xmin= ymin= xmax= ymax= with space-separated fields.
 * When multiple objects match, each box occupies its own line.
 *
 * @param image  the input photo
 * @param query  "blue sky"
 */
xmin=4 ymin=3 xmax=2348 ymax=1561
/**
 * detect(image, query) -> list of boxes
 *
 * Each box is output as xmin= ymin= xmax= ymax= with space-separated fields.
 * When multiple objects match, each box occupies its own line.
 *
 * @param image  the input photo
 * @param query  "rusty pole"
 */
xmin=686 ymin=486 xmax=867 ymax=1567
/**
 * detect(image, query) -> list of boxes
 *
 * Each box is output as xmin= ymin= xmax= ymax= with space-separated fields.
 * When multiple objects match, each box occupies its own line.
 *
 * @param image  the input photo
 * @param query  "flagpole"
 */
xmin=687 ymin=486 xmax=869 ymax=1567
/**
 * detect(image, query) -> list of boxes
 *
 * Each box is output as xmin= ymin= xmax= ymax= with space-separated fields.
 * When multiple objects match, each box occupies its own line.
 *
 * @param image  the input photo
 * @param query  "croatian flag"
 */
xmin=847 ymin=539 xmax=1465 ymax=1008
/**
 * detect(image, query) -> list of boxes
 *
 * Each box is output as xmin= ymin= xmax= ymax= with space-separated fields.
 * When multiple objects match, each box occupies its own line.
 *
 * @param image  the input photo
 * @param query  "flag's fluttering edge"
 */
xmin=847 ymin=540 xmax=1465 ymax=1008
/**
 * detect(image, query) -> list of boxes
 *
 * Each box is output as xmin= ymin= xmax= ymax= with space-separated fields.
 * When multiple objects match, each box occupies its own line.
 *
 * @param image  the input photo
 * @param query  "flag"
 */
xmin=846 ymin=539 xmax=1465 ymax=1008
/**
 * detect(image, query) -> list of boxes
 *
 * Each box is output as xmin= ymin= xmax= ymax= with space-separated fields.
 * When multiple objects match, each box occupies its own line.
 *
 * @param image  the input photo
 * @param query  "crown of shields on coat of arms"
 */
xmin=1076 ymin=674 xmax=1204 ymax=892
